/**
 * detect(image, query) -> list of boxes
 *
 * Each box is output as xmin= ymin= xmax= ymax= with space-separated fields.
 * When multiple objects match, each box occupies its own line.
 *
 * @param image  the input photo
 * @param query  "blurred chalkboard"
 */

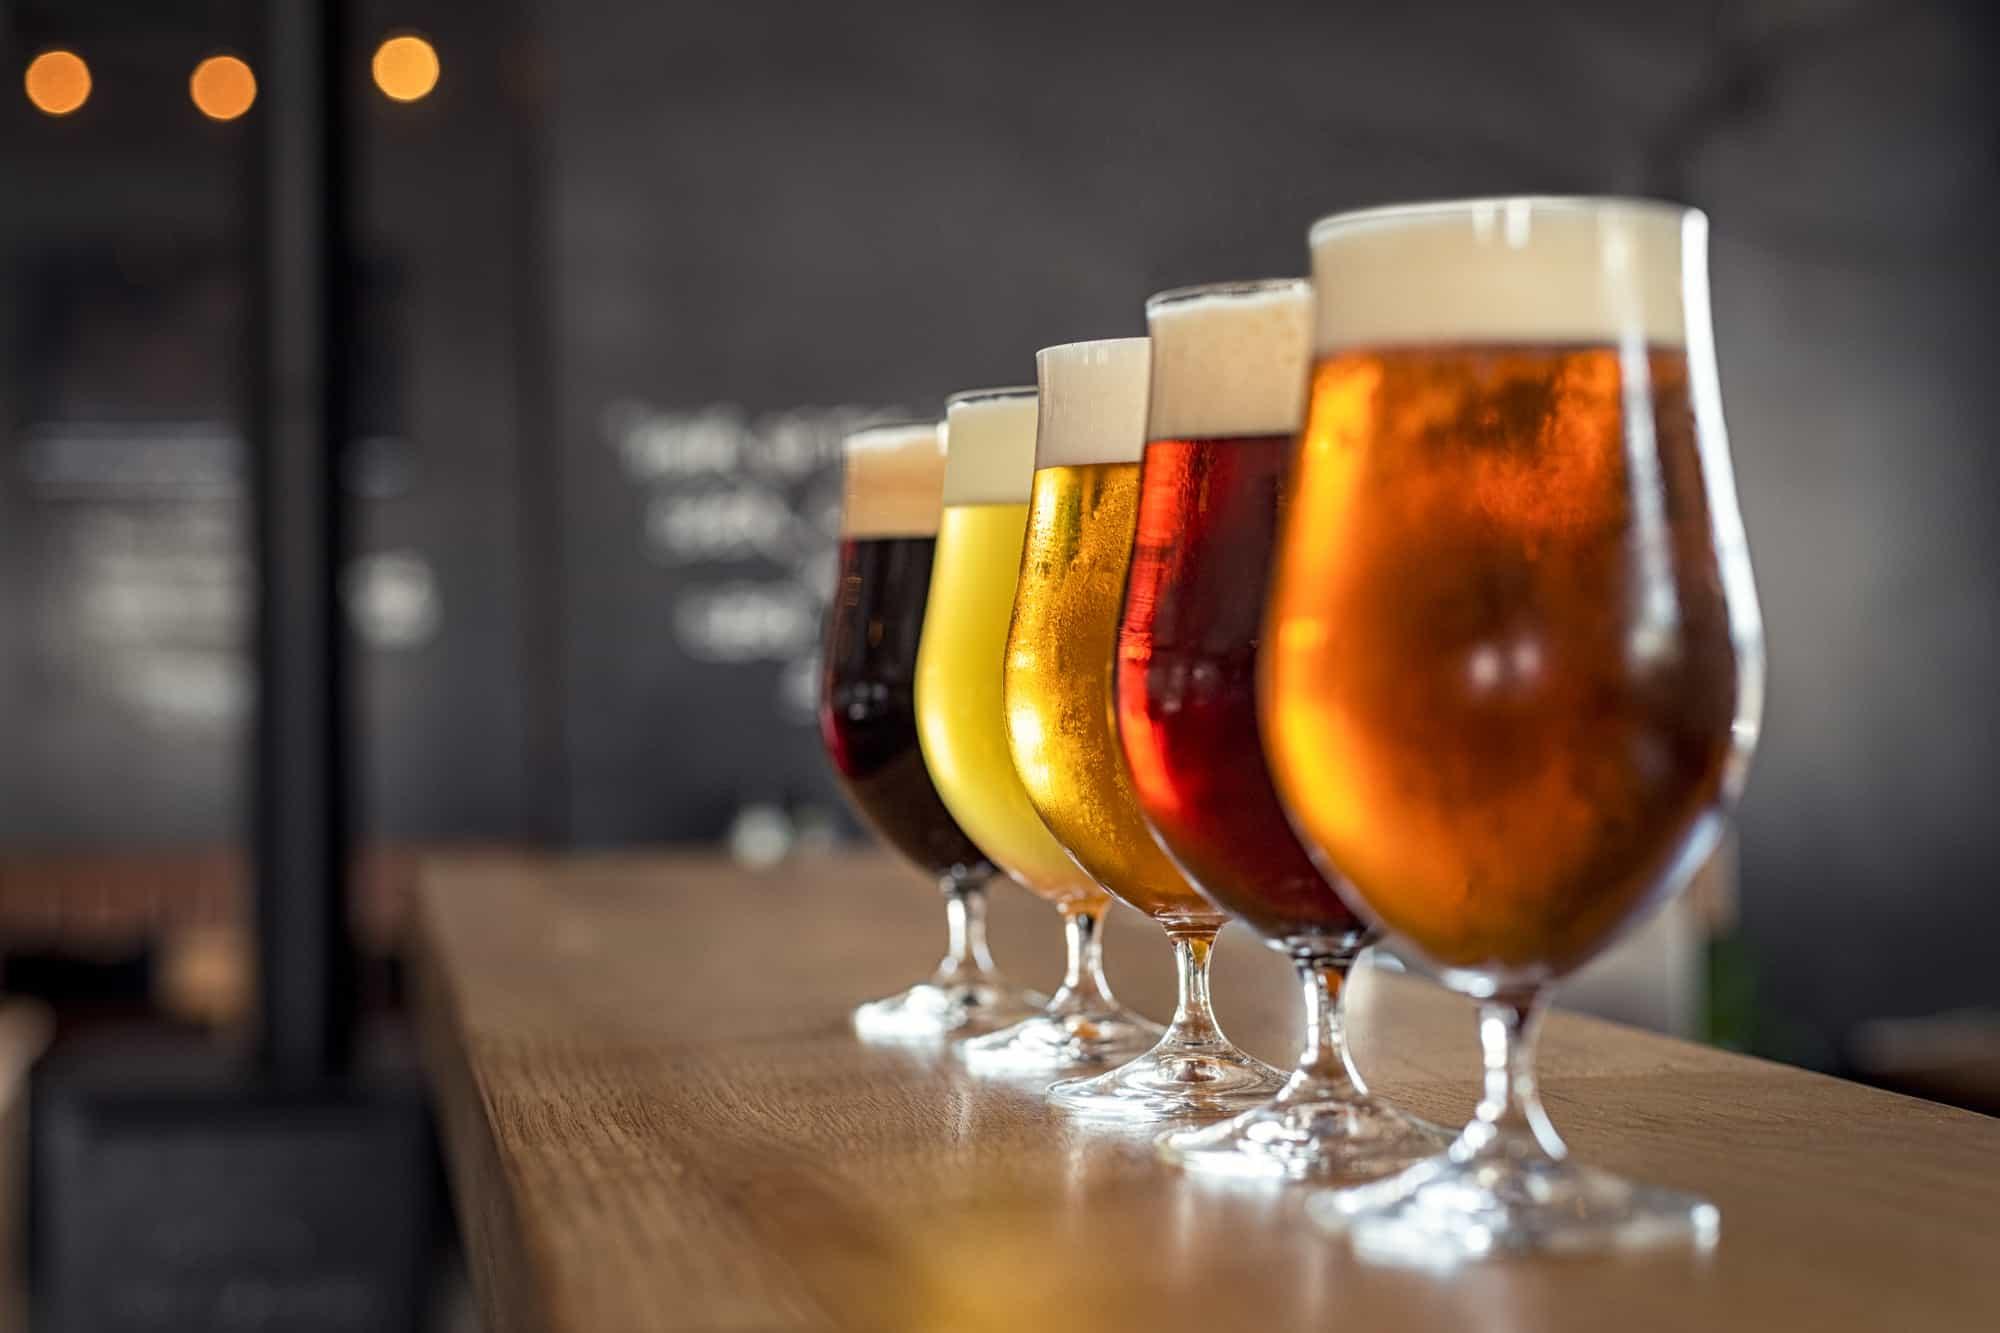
xmin=0 ymin=245 xmax=250 ymax=845
xmin=0 ymin=244 xmax=433 ymax=846
xmin=563 ymin=398 xmax=891 ymax=841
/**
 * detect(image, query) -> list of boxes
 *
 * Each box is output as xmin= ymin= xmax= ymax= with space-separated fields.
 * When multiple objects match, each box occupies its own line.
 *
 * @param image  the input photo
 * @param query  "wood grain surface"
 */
xmin=415 ymin=852 xmax=2000 ymax=1333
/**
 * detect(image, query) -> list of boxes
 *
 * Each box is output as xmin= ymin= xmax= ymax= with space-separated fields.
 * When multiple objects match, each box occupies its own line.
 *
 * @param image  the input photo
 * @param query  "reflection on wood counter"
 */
xmin=415 ymin=853 xmax=2000 ymax=1333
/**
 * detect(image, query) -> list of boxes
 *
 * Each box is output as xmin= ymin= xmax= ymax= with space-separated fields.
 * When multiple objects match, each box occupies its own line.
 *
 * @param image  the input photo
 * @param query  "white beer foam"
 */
xmin=1146 ymin=281 xmax=1311 ymax=441
xmin=1311 ymin=197 xmax=1694 ymax=352
xmin=840 ymin=421 xmax=947 ymax=538
xmin=942 ymin=387 xmax=1039 ymax=506
xmin=1033 ymin=338 xmax=1151 ymax=469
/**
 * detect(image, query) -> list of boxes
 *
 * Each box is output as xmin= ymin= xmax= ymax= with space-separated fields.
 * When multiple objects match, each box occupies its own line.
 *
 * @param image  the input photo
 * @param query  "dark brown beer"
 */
xmin=822 ymin=421 xmax=994 ymax=889
xmin=821 ymin=534 xmax=994 ymax=885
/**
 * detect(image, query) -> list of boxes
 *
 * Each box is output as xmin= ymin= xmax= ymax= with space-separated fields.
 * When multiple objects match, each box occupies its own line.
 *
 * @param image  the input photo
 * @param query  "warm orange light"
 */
xmin=25 ymin=49 xmax=92 ymax=117
xmin=371 ymin=35 xmax=439 ymax=103
xmin=190 ymin=54 xmax=256 ymax=121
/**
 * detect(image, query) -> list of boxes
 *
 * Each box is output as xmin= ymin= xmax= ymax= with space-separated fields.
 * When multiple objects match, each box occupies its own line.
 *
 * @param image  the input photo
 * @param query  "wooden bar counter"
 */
xmin=415 ymin=853 xmax=2000 ymax=1333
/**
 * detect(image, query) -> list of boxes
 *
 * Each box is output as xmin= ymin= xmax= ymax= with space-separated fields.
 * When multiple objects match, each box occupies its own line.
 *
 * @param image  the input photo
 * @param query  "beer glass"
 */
xmin=1117 ymin=280 xmax=1444 ymax=1178
xmin=1264 ymin=198 xmax=1764 ymax=1258
xmin=1007 ymin=340 xmax=1284 ymax=1119
xmin=916 ymin=391 xmax=1161 ymax=1071
xmin=824 ymin=422 xmax=1045 ymax=1040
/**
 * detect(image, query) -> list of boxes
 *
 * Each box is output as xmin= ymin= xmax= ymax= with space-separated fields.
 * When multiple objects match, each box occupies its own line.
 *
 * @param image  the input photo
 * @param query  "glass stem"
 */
xmin=1291 ymin=945 xmax=1368 ymax=1098
xmin=936 ymin=879 xmax=996 ymax=978
xmin=1048 ymin=907 xmax=1115 ymax=1012
xmin=1460 ymin=990 xmax=1566 ymax=1161
xmin=1164 ymin=928 xmax=1224 ymax=1048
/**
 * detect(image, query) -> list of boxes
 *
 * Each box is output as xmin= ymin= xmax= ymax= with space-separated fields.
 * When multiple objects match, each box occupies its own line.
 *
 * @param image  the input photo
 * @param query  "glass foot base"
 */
xmin=852 ymin=977 xmax=1047 ymax=1043
xmin=1158 ymin=1078 xmax=1449 ymax=1183
xmin=960 ymin=1006 xmax=1165 ymax=1075
xmin=1047 ymin=1036 xmax=1284 ymax=1121
xmin=1310 ymin=1149 xmax=1721 ymax=1266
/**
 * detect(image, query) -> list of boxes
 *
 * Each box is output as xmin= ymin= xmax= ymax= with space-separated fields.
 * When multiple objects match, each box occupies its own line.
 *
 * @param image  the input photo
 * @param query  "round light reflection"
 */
xmin=25 ymin=49 xmax=92 ymax=117
xmin=372 ymin=35 xmax=440 ymax=103
xmin=190 ymin=54 xmax=257 ymax=121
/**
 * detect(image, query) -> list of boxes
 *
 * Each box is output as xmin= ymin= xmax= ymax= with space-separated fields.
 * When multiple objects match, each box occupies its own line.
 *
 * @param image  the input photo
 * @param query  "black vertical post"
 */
xmin=252 ymin=0 xmax=354 ymax=1084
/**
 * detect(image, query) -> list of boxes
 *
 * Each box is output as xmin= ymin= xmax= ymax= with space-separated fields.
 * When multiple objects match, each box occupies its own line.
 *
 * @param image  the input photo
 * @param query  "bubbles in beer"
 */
xmin=1265 ymin=343 xmax=1742 ymax=976
xmin=1007 ymin=341 xmax=1222 ymax=928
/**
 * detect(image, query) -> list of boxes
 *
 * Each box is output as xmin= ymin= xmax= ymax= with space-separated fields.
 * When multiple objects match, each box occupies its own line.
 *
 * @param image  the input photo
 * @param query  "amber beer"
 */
xmin=1003 ymin=341 xmax=1222 ymax=930
xmin=1116 ymin=280 xmax=1362 ymax=948
xmin=819 ymin=422 xmax=992 ymax=886
xmin=1264 ymin=203 xmax=1751 ymax=981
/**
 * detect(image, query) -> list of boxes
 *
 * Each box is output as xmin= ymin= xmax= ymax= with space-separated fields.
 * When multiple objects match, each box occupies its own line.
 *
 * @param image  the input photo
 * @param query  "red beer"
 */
xmin=1115 ymin=278 xmax=1364 ymax=953
xmin=1118 ymin=434 xmax=1362 ymax=946
xmin=1128 ymin=280 xmax=1462 ymax=1178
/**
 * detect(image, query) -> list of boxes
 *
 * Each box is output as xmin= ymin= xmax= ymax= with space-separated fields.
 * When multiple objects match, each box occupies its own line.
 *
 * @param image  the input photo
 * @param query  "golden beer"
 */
xmin=1029 ymin=336 xmax=1278 ymax=1120
xmin=1005 ymin=461 xmax=1222 ymax=928
xmin=916 ymin=393 xmax=1107 ymax=913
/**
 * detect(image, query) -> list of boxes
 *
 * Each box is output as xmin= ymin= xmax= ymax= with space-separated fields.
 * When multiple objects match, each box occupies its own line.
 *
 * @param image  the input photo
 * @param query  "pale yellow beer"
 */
xmin=1004 ymin=342 xmax=1223 ymax=930
xmin=916 ymin=390 xmax=1107 ymax=913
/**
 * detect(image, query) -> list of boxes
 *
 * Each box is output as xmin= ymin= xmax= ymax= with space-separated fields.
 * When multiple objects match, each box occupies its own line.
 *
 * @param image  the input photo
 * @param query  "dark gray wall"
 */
xmin=542 ymin=0 xmax=2000 ymax=1057
xmin=1686 ymin=3 xmax=2000 ymax=1059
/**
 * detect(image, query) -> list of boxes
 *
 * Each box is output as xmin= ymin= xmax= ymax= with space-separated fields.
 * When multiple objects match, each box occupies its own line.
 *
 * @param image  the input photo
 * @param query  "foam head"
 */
xmin=942 ymin=387 xmax=1039 ymax=506
xmin=1033 ymin=338 xmax=1150 ymax=469
xmin=1309 ymin=196 xmax=1696 ymax=353
xmin=839 ymin=421 xmax=947 ymax=538
xmin=1145 ymin=280 xmax=1311 ymax=441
